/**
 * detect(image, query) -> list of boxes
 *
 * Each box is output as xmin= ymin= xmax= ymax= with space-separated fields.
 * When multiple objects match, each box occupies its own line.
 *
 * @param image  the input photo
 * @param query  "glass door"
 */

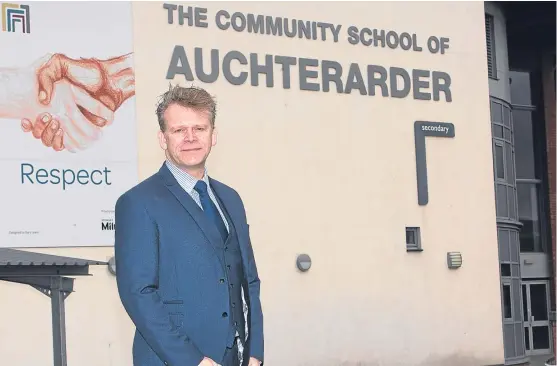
xmin=522 ymin=281 xmax=553 ymax=355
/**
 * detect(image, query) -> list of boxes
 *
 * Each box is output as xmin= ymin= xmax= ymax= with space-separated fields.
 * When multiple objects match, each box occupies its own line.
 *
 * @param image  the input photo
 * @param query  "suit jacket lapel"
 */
xmin=209 ymin=178 xmax=242 ymax=237
xmin=157 ymin=164 xmax=223 ymax=251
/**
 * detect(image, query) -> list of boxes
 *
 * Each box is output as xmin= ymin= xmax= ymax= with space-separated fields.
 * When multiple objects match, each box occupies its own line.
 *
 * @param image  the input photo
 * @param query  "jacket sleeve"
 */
xmin=114 ymin=193 xmax=205 ymax=366
xmin=243 ymin=222 xmax=264 ymax=364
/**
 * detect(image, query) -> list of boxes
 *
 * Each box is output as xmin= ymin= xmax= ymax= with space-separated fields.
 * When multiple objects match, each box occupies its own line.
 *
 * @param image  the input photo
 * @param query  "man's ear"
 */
xmin=158 ymin=130 xmax=167 ymax=150
xmin=211 ymin=127 xmax=218 ymax=147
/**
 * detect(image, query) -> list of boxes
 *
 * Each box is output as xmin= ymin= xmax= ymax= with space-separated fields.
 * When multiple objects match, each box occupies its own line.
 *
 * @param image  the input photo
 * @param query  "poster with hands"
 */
xmin=0 ymin=2 xmax=137 ymax=248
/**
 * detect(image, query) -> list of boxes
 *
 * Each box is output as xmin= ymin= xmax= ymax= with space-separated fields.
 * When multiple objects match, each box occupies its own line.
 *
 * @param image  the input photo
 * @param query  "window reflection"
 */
xmin=517 ymin=182 xmax=543 ymax=252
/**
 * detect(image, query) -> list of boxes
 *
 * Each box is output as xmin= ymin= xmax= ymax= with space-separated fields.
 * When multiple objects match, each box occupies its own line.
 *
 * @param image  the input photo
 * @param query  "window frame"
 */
xmin=509 ymin=69 xmax=552 ymax=255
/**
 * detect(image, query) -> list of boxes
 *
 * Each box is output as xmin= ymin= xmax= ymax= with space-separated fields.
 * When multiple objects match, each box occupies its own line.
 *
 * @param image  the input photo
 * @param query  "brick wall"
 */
xmin=541 ymin=52 xmax=556 ymax=353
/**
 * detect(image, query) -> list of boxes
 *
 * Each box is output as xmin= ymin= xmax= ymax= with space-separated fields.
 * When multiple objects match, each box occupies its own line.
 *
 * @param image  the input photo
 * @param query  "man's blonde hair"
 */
xmin=155 ymin=84 xmax=217 ymax=131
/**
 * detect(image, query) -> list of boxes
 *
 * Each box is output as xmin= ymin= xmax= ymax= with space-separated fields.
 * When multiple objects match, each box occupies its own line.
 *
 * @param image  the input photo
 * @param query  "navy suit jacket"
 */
xmin=115 ymin=163 xmax=264 ymax=366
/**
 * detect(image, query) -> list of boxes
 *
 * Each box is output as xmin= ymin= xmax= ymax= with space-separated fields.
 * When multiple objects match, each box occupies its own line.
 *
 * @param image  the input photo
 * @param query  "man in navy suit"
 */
xmin=115 ymin=85 xmax=264 ymax=366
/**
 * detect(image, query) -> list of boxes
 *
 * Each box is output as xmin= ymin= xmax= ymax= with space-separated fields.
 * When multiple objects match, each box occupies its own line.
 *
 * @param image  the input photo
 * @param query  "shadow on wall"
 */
xmin=417 ymin=354 xmax=503 ymax=366
xmin=296 ymin=354 xmax=502 ymax=366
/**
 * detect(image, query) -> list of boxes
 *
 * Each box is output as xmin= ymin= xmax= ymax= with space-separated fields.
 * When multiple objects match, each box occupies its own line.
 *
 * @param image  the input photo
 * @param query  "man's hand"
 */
xmin=198 ymin=357 xmax=218 ymax=366
xmin=248 ymin=357 xmax=261 ymax=366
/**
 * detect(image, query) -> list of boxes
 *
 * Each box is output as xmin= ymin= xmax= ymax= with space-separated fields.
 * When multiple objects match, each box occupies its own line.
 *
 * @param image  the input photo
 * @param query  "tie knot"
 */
xmin=194 ymin=180 xmax=209 ymax=196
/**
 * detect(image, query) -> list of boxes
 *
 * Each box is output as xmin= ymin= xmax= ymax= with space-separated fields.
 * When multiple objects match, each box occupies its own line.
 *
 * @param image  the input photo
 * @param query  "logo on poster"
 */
xmin=1 ymin=3 xmax=30 ymax=33
xmin=101 ymin=219 xmax=115 ymax=231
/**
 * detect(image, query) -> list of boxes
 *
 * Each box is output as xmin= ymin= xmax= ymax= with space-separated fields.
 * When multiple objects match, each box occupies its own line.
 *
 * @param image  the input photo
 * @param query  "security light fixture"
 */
xmin=447 ymin=252 xmax=462 ymax=269
xmin=296 ymin=254 xmax=311 ymax=272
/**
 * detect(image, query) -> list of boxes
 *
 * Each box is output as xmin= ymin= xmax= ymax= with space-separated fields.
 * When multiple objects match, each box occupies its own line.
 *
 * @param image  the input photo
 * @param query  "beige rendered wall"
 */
xmin=0 ymin=2 xmax=505 ymax=366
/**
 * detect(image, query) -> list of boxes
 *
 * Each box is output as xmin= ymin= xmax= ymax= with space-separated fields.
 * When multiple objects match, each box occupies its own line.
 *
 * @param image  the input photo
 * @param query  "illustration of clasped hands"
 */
xmin=0 ymin=52 xmax=135 ymax=153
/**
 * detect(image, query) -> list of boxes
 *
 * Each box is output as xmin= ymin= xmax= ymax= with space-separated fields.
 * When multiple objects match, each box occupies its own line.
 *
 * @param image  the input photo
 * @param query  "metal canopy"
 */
xmin=0 ymin=248 xmax=107 ymax=366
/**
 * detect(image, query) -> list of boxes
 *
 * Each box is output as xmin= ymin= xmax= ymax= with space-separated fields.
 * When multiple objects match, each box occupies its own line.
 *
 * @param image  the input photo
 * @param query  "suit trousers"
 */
xmin=221 ymin=338 xmax=240 ymax=366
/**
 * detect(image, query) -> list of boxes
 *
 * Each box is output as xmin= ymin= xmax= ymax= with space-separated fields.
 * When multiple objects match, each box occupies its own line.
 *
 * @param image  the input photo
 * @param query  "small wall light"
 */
xmin=108 ymin=256 xmax=116 ymax=275
xmin=296 ymin=254 xmax=311 ymax=272
xmin=447 ymin=252 xmax=462 ymax=269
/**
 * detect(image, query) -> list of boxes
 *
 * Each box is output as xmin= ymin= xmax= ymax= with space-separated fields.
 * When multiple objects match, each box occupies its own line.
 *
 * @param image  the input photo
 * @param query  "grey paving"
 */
xmin=529 ymin=355 xmax=555 ymax=366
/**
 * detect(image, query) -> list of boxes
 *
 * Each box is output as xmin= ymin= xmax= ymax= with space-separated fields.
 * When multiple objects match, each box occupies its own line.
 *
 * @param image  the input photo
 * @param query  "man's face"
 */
xmin=158 ymin=103 xmax=217 ymax=175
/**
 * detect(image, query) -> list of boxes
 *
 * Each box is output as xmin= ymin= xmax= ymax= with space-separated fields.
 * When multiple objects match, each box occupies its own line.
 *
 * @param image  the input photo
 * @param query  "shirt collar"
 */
xmin=165 ymin=160 xmax=210 ymax=194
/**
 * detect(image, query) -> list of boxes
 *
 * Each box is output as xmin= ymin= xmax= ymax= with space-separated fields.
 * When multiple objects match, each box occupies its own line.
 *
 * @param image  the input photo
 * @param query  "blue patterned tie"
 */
xmin=194 ymin=180 xmax=228 ymax=242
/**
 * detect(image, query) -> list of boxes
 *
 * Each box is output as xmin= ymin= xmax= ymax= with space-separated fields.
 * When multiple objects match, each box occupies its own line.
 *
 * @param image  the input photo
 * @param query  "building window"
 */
xmin=503 ymin=283 xmax=512 ymax=319
xmin=501 ymin=263 xmax=511 ymax=277
xmin=491 ymin=98 xmax=518 ymax=221
xmin=485 ymin=13 xmax=497 ymax=79
xmin=495 ymin=142 xmax=505 ymax=179
xmin=517 ymin=181 xmax=544 ymax=252
xmin=510 ymin=70 xmax=550 ymax=253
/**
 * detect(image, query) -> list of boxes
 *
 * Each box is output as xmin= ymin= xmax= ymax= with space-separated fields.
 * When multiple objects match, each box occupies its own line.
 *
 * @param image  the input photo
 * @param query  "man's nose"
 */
xmin=183 ymin=129 xmax=196 ymax=142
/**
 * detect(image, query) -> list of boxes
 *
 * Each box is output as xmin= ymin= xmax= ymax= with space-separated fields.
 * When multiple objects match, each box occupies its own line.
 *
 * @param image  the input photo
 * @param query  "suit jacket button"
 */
xmin=219 ymin=278 xmax=225 ymax=283
xmin=222 ymin=312 xmax=228 ymax=318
